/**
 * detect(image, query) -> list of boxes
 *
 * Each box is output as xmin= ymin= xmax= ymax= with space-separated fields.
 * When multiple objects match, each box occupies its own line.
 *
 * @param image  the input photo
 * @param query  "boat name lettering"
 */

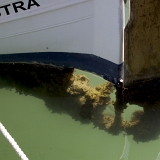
xmin=0 ymin=0 xmax=40 ymax=16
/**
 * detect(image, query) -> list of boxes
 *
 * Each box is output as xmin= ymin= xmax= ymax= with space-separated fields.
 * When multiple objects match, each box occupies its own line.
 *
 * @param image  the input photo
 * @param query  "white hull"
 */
xmin=0 ymin=0 xmax=124 ymax=84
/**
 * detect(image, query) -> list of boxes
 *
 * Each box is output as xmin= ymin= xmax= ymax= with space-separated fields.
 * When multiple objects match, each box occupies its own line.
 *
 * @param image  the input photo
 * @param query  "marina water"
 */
xmin=1 ymin=69 xmax=160 ymax=160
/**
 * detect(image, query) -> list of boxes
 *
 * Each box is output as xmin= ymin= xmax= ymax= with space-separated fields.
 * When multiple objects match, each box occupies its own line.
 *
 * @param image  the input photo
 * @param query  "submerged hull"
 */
xmin=0 ymin=0 xmax=124 ymax=84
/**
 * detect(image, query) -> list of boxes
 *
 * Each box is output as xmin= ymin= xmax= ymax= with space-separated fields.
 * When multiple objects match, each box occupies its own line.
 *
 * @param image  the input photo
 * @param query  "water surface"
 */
xmin=1 ymin=69 xmax=160 ymax=160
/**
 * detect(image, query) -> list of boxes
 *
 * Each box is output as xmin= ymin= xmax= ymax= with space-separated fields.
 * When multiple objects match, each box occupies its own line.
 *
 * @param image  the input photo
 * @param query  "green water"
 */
xmin=2 ymin=3 xmax=160 ymax=160
xmin=0 ymin=69 xmax=160 ymax=160
xmin=0 ymin=70 xmax=122 ymax=160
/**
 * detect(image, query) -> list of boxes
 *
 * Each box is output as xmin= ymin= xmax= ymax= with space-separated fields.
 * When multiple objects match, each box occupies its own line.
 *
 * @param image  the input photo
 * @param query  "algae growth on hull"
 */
xmin=0 ymin=62 xmax=160 ymax=143
xmin=2 ymin=62 xmax=160 ymax=160
xmin=0 ymin=62 xmax=114 ymax=128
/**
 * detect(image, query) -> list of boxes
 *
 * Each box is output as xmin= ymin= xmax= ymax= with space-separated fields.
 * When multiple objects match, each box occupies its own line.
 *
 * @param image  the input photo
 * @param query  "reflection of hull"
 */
xmin=0 ymin=0 xmax=124 ymax=84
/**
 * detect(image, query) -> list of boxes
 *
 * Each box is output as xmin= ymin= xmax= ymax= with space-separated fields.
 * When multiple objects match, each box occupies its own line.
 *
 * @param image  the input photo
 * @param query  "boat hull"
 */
xmin=0 ymin=0 xmax=124 ymax=84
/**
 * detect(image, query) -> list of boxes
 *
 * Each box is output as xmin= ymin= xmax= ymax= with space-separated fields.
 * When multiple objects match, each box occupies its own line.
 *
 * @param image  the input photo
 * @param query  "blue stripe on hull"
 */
xmin=0 ymin=52 xmax=123 ymax=84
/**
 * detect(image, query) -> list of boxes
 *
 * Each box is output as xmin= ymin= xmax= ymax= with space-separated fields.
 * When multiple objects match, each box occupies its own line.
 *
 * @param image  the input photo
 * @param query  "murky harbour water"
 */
xmin=0 ymin=68 xmax=160 ymax=160
xmin=0 ymin=69 xmax=122 ymax=160
xmin=1 ymin=2 xmax=160 ymax=160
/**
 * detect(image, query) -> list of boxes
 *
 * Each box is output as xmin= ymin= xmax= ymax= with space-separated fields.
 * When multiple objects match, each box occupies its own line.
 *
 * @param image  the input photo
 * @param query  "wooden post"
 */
xmin=124 ymin=0 xmax=160 ymax=87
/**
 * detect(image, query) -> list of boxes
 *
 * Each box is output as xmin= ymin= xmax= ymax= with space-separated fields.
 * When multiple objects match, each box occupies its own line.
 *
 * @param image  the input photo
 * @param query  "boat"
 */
xmin=0 ymin=0 xmax=124 ymax=84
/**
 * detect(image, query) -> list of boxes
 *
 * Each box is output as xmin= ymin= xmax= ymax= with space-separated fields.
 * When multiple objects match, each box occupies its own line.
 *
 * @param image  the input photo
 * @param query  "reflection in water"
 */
xmin=120 ymin=135 xmax=130 ymax=160
xmin=156 ymin=152 xmax=160 ymax=160
xmin=0 ymin=62 xmax=113 ymax=128
xmin=0 ymin=62 xmax=160 ymax=144
xmin=125 ymin=108 xmax=160 ymax=142
xmin=122 ymin=79 xmax=160 ymax=142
